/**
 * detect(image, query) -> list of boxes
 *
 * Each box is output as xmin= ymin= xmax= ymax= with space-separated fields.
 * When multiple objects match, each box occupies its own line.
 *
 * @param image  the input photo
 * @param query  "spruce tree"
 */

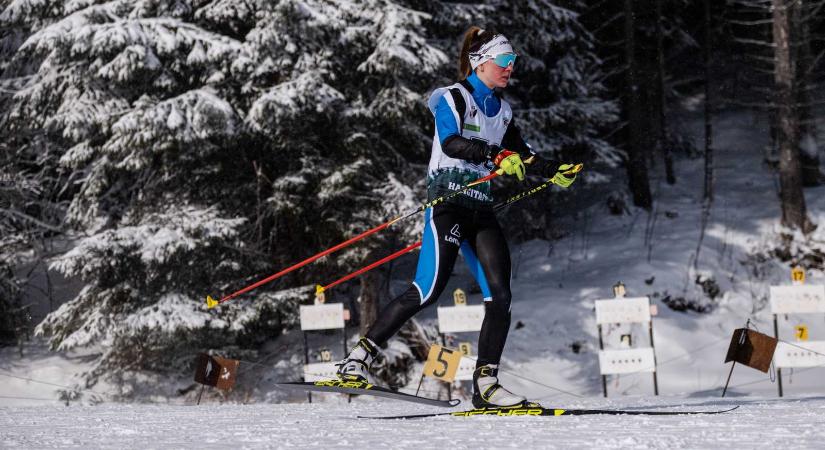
xmin=1 ymin=0 xmax=618 ymax=392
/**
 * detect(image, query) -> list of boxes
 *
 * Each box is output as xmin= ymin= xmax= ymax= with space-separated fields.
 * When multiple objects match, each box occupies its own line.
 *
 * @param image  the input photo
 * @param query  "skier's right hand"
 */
xmin=493 ymin=149 xmax=525 ymax=181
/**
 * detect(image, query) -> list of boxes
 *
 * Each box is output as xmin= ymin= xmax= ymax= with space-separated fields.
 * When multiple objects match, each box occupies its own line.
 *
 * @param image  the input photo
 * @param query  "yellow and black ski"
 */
xmin=276 ymin=380 xmax=461 ymax=408
xmin=358 ymin=404 xmax=740 ymax=419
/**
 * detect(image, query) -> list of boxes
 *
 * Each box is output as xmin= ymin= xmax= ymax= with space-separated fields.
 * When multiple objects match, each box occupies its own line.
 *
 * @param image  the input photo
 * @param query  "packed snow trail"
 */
xmin=2 ymin=396 xmax=824 ymax=448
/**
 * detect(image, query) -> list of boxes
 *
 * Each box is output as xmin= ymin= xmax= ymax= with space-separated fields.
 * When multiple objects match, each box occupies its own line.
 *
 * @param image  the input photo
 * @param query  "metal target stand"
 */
xmin=595 ymin=282 xmax=659 ymax=397
xmin=299 ymin=294 xmax=349 ymax=403
xmin=769 ymin=267 xmax=825 ymax=397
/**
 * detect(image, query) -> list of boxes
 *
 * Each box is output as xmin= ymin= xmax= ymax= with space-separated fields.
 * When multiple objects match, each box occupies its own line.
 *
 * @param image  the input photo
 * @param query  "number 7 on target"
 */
xmin=423 ymin=344 xmax=462 ymax=382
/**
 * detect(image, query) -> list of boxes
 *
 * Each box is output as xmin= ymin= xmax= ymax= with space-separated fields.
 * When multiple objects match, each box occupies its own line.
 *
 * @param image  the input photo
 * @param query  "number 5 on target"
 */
xmin=423 ymin=344 xmax=462 ymax=382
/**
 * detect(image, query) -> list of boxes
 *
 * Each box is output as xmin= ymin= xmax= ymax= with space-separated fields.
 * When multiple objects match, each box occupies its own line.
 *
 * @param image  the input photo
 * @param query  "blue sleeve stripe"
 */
xmin=435 ymin=94 xmax=460 ymax=146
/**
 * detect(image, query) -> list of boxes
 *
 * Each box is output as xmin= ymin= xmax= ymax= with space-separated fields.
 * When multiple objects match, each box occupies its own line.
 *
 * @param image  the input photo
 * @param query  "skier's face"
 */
xmin=479 ymin=57 xmax=513 ymax=89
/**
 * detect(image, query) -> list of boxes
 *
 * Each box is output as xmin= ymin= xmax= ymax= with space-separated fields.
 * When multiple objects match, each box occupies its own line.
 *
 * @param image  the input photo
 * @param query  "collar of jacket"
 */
xmin=466 ymin=71 xmax=494 ymax=98
xmin=462 ymin=72 xmax=502 ymax=117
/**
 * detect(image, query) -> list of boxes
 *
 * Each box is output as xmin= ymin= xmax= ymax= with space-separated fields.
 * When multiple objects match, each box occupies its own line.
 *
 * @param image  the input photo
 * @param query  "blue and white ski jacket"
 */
xmin=426 ymin=72 xmax=536 ymax=210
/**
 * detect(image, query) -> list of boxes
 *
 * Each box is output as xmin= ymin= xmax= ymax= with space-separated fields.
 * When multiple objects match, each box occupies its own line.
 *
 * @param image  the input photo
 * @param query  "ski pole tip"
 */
xmin=206 ymin=295 xmax=219 ymax=309
xmin=314 ymin=284 xmax=326 ymax=304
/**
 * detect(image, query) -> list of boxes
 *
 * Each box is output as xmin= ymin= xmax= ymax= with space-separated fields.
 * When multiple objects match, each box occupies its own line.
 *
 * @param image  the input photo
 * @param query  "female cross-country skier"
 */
xmin=336 ymin=27 xmax=579 ymax=408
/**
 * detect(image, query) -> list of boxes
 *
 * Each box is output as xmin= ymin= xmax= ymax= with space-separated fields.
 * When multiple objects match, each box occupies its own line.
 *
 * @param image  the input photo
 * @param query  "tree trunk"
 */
xmin=358 ymin=255 xmax=384 ymax=337
xmin=624 ymin=0 xmax=652 ymax=209
xmin=656 ymin=0 xmax=675 ymax=184
xmin=792 ymin=0 xmax=821 ymax=186
xmin=634 ymin=0 xmax=658 ymax=170
xmin=772 ymin=0 xmax=814 ymax=233
xmin=703 ymin=0 xmax=713 ymax=202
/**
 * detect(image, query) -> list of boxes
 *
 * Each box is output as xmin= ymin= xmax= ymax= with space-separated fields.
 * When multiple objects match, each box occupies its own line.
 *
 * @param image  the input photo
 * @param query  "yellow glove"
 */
xmin=493 ymin=150 xmax=525 ymax=181
xmin=550 ymin=163 xmax=579 ymax=188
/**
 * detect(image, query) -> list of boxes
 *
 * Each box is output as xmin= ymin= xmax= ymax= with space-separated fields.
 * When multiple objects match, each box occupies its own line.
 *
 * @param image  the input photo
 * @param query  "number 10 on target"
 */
xmin=423 ymin=344 xmax=462 ymax=382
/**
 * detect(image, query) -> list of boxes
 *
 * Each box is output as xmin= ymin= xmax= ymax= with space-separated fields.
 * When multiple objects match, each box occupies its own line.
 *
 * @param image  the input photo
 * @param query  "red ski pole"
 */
xmin=314 ymin=241 xmax=423 ymax=301
xmin=206 ymin=170 xmax=502 ymax=308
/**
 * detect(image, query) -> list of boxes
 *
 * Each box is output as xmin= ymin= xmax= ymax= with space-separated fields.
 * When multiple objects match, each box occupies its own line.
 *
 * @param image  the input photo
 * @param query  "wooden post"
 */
xmin=598 ymin=324 xmax=607 ymax=397
xmin=721 ymin=361 xmax=736 ymax=397
xmin=415 ymin=374 xmax=425 ymax=397
xmin=774 ymin=314 xmax=783 ymax=397
xmin=343 ymin=326 xmax=351 ymax=404
xmin=196 ymin=385 xmax=206 ymax=405
xmin=303 ymin=331 xmax=312 ymax=403
xmin=649 ymin=320 xmax=659 ymax=396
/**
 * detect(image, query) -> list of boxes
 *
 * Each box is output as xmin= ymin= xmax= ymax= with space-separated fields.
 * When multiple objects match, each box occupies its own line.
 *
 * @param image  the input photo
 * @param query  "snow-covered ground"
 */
xmin=0 ymin=341 xmax=115 ymax=407
xmin=3 ymin=109 xmax=825 ymax=446
xmin=2 ymin=395 xmax=825 ymax=448
xmin=498 ymin=109 xmax=825 ymax=401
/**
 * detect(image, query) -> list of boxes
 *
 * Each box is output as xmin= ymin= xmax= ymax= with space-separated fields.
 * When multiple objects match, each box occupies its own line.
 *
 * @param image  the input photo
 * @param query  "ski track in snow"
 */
xmin=2 ymin=396 xmax=824 ymax=448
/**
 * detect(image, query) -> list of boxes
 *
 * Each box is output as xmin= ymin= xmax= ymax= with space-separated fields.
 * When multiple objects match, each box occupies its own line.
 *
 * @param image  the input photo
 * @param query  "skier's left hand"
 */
xmin=550 ymin=163 xmax=579 ymax=188
xmin=534 ymin=159 xmax=579 ymax=188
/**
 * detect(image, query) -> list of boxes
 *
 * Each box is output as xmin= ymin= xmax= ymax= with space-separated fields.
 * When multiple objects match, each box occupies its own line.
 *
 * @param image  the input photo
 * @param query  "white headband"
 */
xmin=468 ymin=34 xmax=514 ymax=70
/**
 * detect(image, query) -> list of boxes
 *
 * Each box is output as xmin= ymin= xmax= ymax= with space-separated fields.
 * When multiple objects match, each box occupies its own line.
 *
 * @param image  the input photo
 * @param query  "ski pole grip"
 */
xmin=563 ymin=163 xmax=583 ymax=175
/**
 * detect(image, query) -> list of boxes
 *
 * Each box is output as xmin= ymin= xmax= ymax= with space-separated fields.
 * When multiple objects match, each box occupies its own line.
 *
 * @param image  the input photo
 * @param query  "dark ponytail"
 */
xmin=458 ymin=26 xmax=499 ymax=80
